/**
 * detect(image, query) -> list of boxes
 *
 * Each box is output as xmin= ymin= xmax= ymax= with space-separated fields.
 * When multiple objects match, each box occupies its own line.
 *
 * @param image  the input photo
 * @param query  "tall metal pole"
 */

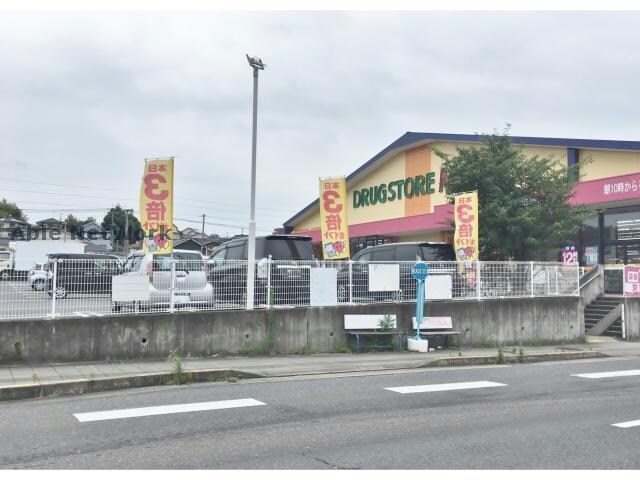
xmin=246 ymin=55 xmax=265 ymax=310
xmin=201 ymin=214 xmax=206 ymax=255
xmin=124 ymin=210 xmax=129 ymax=255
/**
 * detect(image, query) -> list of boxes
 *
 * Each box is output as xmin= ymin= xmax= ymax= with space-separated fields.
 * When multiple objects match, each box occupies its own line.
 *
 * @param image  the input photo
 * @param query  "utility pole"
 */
xmin=110 ymin=210 xmax=115 ymax=251
xmin=124 ymin=209 xmax=133 ymax=255
xmin=201 ymin=214 xmax=206 ymax=255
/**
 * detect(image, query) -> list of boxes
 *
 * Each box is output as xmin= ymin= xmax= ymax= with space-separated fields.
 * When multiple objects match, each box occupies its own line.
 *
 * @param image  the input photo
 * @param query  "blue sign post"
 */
xmin=411 ymin=262 xmax=430 ymax=340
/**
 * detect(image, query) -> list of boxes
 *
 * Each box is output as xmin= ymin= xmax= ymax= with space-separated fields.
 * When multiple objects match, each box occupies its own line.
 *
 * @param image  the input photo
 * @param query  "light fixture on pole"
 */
xmin=246 ymin=54 xmax=266 ymax=310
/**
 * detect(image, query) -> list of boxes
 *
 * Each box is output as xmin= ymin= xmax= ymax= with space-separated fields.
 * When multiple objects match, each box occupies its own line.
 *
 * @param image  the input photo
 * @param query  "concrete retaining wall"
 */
xmin=0 ymin=297 xmax=582 ymax=364
xmin=624 ymin=298 xmax=640 ymax=340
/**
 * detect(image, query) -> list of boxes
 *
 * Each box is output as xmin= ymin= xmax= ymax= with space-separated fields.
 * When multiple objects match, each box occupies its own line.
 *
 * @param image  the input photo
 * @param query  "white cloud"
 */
xmin=0 ymin=11 xmax=639 ymax=233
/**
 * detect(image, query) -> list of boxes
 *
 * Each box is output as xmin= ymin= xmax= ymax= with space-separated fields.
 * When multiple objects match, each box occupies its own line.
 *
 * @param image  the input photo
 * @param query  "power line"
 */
xmin=1 ymin=185 xmax=288 ymax=221
xmin=0 ymin=176 xmax=292 ymax=214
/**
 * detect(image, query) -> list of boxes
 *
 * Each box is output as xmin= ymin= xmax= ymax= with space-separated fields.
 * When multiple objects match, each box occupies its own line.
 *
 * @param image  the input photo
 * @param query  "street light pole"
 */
xmin=246 ymin=54 xmax=265 ymax=310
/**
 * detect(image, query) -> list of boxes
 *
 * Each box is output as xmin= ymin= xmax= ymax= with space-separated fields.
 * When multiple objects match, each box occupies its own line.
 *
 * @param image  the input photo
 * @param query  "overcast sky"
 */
xmin=1 ymin=10 xmax=639 ymax=236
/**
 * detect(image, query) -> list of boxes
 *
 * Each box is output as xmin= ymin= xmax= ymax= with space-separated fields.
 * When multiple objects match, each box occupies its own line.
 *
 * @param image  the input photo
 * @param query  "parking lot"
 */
xmin=0 ymin=280 xmax=111 ymax=320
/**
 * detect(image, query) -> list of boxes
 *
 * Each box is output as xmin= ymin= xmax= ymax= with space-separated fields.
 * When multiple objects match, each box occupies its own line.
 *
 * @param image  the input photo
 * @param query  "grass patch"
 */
xmin=166 ymin=351 xmax=193 ymax=385
xmin=517 ymin=345 xmax=525 ymax=363
xmin=496 ymin=346 xmax=505 ymax=364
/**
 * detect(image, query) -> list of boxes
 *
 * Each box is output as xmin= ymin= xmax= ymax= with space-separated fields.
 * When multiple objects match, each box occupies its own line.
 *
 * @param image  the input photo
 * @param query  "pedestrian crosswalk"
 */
xmin=70 ymin=366 xmax=640 ymax=429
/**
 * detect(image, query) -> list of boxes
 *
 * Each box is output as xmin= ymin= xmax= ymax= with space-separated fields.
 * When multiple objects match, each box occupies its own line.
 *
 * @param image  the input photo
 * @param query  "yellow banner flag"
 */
xmin=453 ymin=191 xmax=479 ymax=262
xmin=139 ymin=158 xmax=174 ymax=255
xmin=319 ymin=177 xmax=350 ymax=260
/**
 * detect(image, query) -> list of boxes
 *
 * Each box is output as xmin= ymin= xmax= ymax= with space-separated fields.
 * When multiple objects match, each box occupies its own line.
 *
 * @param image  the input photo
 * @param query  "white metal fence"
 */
xmin=0 ymin=258 xmax=580 ymax=320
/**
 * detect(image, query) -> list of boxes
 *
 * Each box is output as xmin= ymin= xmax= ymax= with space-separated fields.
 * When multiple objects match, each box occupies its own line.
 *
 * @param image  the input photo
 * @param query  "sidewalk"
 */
xmin=1 ymin=340 xmax=638 ymax=401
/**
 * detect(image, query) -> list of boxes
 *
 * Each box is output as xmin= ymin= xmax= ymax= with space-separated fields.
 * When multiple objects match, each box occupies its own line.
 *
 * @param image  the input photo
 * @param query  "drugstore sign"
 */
xmin=353 ymin=172 xmax=437 ymax=208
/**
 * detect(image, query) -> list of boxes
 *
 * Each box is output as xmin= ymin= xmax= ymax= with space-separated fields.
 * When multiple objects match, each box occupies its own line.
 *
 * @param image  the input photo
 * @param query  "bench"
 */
xmin=344 ymin=314 xmax=402 ymax=352
xmin=412 ymin=316 xmax=460 ymax=349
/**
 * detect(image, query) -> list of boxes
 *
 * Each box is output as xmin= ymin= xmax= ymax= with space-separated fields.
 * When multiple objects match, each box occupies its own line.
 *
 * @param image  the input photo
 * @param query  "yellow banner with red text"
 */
xmin=454 ymin=191 xmax=479 ymax=286
xmin=319 ymin=177 xmax=350 ymax=260
xmin=140 ymin=158 xmax=174 ymax=255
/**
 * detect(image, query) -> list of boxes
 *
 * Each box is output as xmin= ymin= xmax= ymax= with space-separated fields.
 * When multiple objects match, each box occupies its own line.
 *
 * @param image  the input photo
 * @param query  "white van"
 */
xmin=113 ymin=249 xmax=214 ymax=311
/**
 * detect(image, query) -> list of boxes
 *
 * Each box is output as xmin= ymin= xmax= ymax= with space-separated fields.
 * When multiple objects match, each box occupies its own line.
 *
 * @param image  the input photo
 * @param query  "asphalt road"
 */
xmin=1 ymin=356 xmax=640 ymax=469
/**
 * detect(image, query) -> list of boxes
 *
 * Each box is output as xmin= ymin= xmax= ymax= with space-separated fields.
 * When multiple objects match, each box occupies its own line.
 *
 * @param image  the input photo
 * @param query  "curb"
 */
xmin=0 ymin=369 xmax=263 ymax=402
xmin=0 ymin=350 xmax=609 ymax=401
xmin=425 ymin=350 xmax=608 ymax=367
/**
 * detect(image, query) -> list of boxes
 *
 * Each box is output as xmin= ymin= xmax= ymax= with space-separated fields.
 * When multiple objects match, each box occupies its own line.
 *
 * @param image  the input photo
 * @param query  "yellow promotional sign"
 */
xmin=139 ymin=157 xmax=174 ymax=255
xmin=453 ymin=191 xmax=479 ymax=262
xmin=319 ymin=177 xmax=350 ymax=260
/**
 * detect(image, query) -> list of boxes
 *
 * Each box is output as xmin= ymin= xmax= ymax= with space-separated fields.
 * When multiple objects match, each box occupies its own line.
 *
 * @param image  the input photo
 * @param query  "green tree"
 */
xmin=101 ymin=205 xmax=141 ymax=248
xmin=0 ymin=198 xmax=27 ymax=221
xmin=64 ymin=214 xmax=81 ymax=236
xmin=436 ymin=129 xmax=592 ymax=260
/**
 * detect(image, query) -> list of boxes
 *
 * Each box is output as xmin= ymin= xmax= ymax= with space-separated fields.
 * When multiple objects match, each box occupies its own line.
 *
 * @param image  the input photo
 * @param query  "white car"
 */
xmin=29 ymin=262 xmax=52 ymax=291
xmin=112 ymin=249 xmax=214 ymax=312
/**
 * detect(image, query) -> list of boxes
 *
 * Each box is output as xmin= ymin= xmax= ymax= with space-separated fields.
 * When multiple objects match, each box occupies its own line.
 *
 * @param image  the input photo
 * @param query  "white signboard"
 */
xmin=368 ymin=264 xmax=400 ymax=292
xmin=310 ymin=268 xmax=338 ymax=306
xmin=412 ymin=316 xmax=453 ymax=329
xmin=424 ymin=275 xmax=453 ymax=299
xmin=344 ymin=314 xmax=397 ymax=330
xmin=112 ymin=276 xmax=150 ymax=302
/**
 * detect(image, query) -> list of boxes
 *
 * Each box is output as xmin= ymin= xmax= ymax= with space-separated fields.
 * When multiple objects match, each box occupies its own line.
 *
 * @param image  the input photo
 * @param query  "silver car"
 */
xmin=29 ymin=262 xmax=52 ymax=291
xmin=113 ymin=249 xmax=214 ymax=312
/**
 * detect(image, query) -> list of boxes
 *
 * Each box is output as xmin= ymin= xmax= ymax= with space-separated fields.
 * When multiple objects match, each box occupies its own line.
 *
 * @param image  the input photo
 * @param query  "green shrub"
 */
xmin=377 ymin=314 xmax=395 ymax=331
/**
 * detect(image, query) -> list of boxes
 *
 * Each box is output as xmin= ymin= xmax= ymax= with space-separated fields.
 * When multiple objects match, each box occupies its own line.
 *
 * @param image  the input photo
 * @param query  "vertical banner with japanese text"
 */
xmin=139 ymin=157 xmax=174 ymax=255
xmin=319 ymin=177 xmax=350 ymax=260
xmin=454 ymin=191 xmax=479 ymax=285
xmin=454 ymin=191 xmax=479 ymax=261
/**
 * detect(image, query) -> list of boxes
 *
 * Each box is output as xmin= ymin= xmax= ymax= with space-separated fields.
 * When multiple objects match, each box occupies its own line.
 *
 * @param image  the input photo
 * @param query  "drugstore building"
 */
xmin=283 ymin=132 xmax=640 ymax=270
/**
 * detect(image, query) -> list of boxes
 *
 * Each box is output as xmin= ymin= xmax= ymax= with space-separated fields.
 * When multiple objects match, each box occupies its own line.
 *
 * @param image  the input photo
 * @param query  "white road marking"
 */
xmin=572 ymin=369 xmax=640 ymax=379
xmin=73 ymin=398 xmax=266 ymax=422
xmin=612 ymin=420 xmax=640 ymax=429
xmin=385 ymin=381 xmax=507 ymax=394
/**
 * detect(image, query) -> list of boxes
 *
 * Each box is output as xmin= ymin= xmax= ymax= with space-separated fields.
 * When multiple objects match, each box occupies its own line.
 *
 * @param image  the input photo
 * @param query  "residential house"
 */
xmin=0 ymin=217 xmax=30 ymax=244
xmin=81 ymin=222 xmax=112 ymax=252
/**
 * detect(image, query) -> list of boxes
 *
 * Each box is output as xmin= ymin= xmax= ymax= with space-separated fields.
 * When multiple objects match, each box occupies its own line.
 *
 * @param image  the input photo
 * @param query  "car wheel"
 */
xmin=0 ymin=271 xmax=10 ymax=281
xmin=33 ymin=279 xmax=45 ymax=291
xmin=53 ymin=287 xmax=67 ymax=299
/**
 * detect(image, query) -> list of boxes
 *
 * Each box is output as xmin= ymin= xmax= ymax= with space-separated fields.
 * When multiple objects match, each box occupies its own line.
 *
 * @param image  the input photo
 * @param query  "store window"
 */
xmin=350 ymin=236 xmax=394 ymax=256
xmin=603 ymin=210 xmax=640 ymax=243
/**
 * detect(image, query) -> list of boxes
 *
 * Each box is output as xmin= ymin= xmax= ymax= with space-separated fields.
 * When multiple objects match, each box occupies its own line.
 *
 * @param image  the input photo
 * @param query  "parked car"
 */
xmin=207 ymin=235 xmax=314 ymax=306
xmin=29 ymin=262 xmax=52 ymax=291
xmin=113 ymin=249 xmax=213 ymax=311
xmin=336 ymin=242 xmax=464 ymax=302
xmin=46 ymin=253 xmax=121 ymax=299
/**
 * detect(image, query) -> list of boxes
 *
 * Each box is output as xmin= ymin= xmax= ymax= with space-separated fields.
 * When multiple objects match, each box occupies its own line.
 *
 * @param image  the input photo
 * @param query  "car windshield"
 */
xmin=420 ymin=245 xmax=455 ymax=261
xmin=263 ymin=238 xmax=314 ymax=260
xmin=153 ymin=252 xmax=203 ymax=271
xmin=0 ymin=252 xmax=10 ymax=261
xmin=124 ymin=255 xmax=144 ymax=273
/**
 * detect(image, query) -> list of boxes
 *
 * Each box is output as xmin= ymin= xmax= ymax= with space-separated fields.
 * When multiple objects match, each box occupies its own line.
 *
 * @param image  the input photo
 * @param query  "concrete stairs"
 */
xmin=584 ymin=296 xmax=624 ymax=338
